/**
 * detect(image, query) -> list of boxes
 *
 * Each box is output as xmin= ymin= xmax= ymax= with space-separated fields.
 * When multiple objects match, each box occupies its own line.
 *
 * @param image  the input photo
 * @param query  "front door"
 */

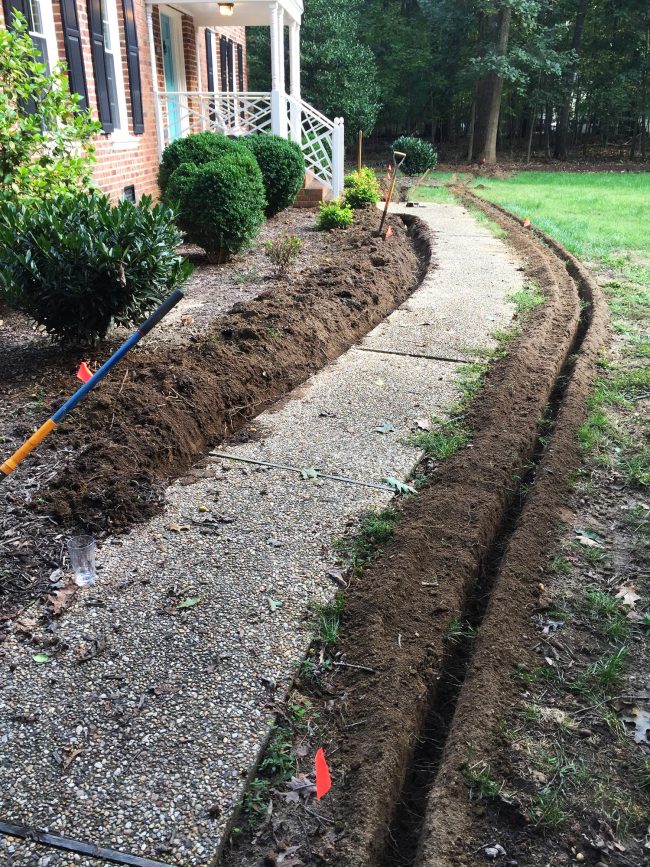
xmin=160 ymin=12 xmax=182 ymax=141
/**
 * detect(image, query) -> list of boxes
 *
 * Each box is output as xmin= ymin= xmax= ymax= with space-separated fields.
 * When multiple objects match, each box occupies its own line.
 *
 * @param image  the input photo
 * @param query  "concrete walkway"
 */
xmin=0 ymin=204 xmax=523 ymax=867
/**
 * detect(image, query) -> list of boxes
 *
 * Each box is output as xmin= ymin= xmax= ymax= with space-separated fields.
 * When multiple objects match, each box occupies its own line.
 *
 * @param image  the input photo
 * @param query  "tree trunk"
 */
xmin=467 ymin=93 xmax=477 ymax=162
xmin=555 ymin=0 xmax=589 ymax=159
xmin=474 ymin=4 xmax=512 ymax=164
xmin=545 ymin=103 xmax=552 ymax=159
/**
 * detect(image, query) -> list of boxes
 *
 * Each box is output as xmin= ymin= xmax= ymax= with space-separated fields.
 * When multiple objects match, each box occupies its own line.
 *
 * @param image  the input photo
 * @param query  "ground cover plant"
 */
xmin=344 ymin=167 xmax=381 ymax=208
xmin=0 ymin=192 xmax=191 ymax=345
xmin=240 ymin=133 xmax=305 ymax=217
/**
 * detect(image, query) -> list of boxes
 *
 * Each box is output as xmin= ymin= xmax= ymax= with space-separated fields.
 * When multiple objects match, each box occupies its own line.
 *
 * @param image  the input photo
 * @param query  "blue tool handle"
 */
xmin=139 ymin=288 xmax=184 ymax=336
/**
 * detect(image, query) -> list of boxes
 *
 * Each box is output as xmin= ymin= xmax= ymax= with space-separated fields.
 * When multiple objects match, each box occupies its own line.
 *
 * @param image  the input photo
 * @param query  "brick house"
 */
xmin=1 ymin=0 xmax=344 ymax=201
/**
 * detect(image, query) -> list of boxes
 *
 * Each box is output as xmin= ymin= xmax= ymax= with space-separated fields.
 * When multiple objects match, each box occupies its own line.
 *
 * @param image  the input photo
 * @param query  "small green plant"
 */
xmin=571 ymin=647 xmax=628 ymax=699
xmin=508 ymin=282 xmax=545 ymax=316
xmin=165 ymin=151 xmax=266 ymax=263
xmin=408 ymin=417 xmax=469 ymax=459
xmin=463 ymin=762 xmax=503 ymax=801
xmin=259 ymin=726 xmax=296 ymax=780
xmin=391 ymin=136 xmax=438 ymax=177
xmin=334 ymin=508 xmax=397 ymax=573
xmin=240 ymin=133 xmax=306 ymax=217
xmin=0 ymin=14 xmax=100 ymax=205
xmin=528 ymin=786 xmax=569 ymax=828
xmin=344 ymin=167 xmax=381 ymax=208
xmin=157 ymin=131 xmax=241 ymax=196
xmin=0 ymin=192 xmax=191 ymax=345
xmin=316 ymin=199 xmax=354 ymax=231
xmin=264 ymin=233 xmax=302 ymax=275
xmin=445 ymin=617 xmax=476 ymax=644
xmin=311 ymin=593 xmax=345 ymax=646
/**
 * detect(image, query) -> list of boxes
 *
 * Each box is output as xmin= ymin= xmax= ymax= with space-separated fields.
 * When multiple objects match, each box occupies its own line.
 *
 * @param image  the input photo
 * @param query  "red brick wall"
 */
xmin=1 ymin=0 xmax=249 ymax=202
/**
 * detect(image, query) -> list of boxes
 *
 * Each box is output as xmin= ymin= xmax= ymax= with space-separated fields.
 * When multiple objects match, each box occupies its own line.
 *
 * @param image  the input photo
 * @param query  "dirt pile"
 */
xmin=29 ymin=210 xmax=429 ymax=531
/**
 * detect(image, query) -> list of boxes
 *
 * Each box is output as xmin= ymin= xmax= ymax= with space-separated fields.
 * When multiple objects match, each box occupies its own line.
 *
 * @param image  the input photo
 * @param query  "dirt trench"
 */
xmin=277 ymin=197 xmax=609 ymax=867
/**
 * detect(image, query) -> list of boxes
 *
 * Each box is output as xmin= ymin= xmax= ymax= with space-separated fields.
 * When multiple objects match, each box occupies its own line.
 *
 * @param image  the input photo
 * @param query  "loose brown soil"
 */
xmin=0 ymin=208 xmax=427 ymax=616
xmin=222 ymin=198 xmax=613 ymax=867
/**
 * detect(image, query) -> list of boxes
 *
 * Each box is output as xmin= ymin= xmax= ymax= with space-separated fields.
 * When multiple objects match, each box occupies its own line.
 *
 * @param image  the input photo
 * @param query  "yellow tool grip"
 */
xmin=0 ymin=418 xmax=57 ymax=477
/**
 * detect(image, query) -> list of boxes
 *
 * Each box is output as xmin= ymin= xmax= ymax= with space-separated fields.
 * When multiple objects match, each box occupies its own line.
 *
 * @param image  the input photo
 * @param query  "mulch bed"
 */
xmin=0 ymin=208 xmax=427 ymax=617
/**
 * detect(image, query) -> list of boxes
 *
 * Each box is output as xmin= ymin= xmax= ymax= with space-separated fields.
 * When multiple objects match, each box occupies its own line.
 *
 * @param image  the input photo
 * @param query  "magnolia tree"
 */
xmin=0 ymin=13 xmax=100 ymax=203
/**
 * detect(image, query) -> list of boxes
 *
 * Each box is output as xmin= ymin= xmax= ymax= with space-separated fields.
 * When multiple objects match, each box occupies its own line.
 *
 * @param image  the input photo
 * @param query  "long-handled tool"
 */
xmin=0 ymin=289 xmax=184 ymax=481
xmin=377 ymin=150 xmax=407 ymax=237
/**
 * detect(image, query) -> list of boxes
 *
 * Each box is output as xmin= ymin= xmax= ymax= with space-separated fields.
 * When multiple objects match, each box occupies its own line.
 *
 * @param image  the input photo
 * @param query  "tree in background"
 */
xmin=247 ymin=0 xmax=381 ymax=138
xmin=0 ymin=13 xmax=99 ymax=204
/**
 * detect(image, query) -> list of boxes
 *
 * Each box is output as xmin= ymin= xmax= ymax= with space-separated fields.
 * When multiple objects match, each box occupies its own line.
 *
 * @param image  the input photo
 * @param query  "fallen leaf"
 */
xmin=167 ymin=523 xmax=191 ymax=533
xmin=326 ymin=567 xmax=347 ymax=588
xmin=15 ymin=615 xmax=38 ymax=635
xmin=62 ymin=746 xmax=86 ymax=770
xmin=373 ymin=422 xmax=396 ymax=434
xmin=619 ymin=705 xmax=650 ymax=744
xmin=300 ymin=467 xmax=319 ymax=480
xmin=373 ymin=378 xmax=385 ymax=386
xmin=575 ymin=534 xmax=603 ymax=548
xmin=267 ymin=598 xmax=283 ymax=612
xmin=32 ymin=653 xmax=50 ymax=664
xmin=383 ymin=476 xmax=417 ymax=496
xmin=415 ymin=418 xmax=432 ymax=431
xmin=177 ymin=596 xmax=202 ymax=609
xmin=615 ymin=584 xmax=640 ymax=608
xmin=47 ymin=583 xmax=77 ymax=616
xmin=282 ymin=774 xmax=316 ymax=803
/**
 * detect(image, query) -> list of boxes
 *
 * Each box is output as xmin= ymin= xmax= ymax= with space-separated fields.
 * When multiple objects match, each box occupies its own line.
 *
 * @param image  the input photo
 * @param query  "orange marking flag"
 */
xmin=523 ymin=217 xmax=532 ymax=229
xmin=385 ymin=226 xmax=394 ymax=239
xmin=76 ymin=362 xmax=93 ymax=383
xmin=315 ymin=748 xmax=332 ymax=800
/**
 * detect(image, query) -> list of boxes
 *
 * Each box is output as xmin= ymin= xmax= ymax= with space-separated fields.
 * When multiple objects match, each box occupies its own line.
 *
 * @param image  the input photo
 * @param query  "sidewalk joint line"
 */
xmin=210 ymin=452 xmax=395 ymax=492
xmin=353 ymin=346 xmax=471 ymax=364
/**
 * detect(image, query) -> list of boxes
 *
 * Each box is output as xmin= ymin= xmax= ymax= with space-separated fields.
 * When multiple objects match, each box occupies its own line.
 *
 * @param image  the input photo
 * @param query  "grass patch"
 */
xmin=463 ymin=761 xmax=504 ymax=801
xmin=407 ymin=183 xmax=456 ymax=205
xmin=508 ymin=282 xmax=545 ymax=316
xmin=408 ymin=417 xmax=468 ymax=459
xmin=333 ymin=507 xmax=397 ymax=575
xmin=570 ymin=646 xmax=628 ymax=700
xmin=583 ymin=590 xmax=630 ymax=642
xmin=310 ymin=593 xmax=344 ymax=646
xmin=466 ymin=203 xmax=507 ymax=239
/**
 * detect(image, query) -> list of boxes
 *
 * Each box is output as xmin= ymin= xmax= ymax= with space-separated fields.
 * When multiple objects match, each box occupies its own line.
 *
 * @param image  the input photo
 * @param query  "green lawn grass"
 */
xmin=472 ymin=172 xmax=650 ymax=282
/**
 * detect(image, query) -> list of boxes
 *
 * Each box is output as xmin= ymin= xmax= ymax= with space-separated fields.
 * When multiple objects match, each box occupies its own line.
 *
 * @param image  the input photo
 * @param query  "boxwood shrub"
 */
xmin=392 ymin=136 xmax=438 ymax=176
xmin=0 ymin=192 xmax=192 ymax=345
xmin=344 ymin=167 xmax=381 ymax=208
xmin=316 ymin=200 xmax=354 ymax=231
xmin=166 ymin=149 xmax=266 ymax=262
xmin=240 ymin=134 xmax=305 ymax=217
xmin=158 ymin=131 xmax=242 ymax=196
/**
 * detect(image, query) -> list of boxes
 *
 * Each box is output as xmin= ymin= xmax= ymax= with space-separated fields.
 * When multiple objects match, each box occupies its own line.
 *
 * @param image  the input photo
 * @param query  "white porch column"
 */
xmin=146 ymin=5 xmax=165 ymax=157
xmin=289 ymin=21 xmax=301 ymax=143
xmin=269 ymin=1 xmax=288 ymax=138
xmin=332 ymin=117 xmax=345 ymax=199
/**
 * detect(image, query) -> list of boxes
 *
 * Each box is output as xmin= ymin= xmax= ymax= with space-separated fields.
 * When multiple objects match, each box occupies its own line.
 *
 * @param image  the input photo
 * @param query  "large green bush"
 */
xmin=240 ymin=134 xmax=305 ymax=217
xmin=158 ymin=132 xmax=241 ymax=196
xmin=0 ymin=193 xmax=192 ymax=345
xmin=344 ymin=167 xmax=381 ymax=208
xmin=166 ymin=150 xmax=266 ymax=262
xmin=391 ymin=136 xmax=438 ymax=177
xmin=0 ymin=13 xmax=100 ymax=205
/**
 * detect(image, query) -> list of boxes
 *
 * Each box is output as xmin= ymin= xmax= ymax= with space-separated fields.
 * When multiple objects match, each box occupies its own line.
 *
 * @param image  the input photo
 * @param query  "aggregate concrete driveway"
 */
xmin=0 ymin=203 xmax=523 ymax=866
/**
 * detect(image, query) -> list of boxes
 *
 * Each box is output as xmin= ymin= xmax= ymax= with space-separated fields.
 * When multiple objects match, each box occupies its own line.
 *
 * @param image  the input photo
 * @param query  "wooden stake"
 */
xmin=377 ymin=151 xmax=406 ymax=237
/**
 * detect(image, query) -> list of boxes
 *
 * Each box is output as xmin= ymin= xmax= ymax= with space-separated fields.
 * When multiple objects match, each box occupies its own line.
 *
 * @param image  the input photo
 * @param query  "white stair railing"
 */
xmin=157 ymin=91 xmax=345 ymax=198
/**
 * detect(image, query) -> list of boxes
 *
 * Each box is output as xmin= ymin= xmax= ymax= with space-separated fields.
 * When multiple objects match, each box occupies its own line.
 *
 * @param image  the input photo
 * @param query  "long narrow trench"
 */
xmin=378 ymin=267 xmax=591 ymax=867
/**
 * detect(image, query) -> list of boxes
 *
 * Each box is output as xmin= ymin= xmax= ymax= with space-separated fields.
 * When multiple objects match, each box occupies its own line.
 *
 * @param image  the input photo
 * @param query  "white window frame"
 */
xmin=100 ymin=0 xmax=138 ymax=146
xmin=28 ymin=0 xmax=58 ymax=70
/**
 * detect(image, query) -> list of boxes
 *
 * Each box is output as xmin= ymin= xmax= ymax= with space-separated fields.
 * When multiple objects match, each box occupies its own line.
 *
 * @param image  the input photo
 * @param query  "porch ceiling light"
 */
xmin=218 ymin=2 xmax=234 ymax=15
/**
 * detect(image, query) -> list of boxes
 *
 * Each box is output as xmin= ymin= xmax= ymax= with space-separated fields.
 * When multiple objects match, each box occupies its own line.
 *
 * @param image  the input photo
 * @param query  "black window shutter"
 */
xmin=2 ymin=0 xmax=31 ymax=27
xmin=60 ymin=0 xmax=89 ymax=109
xmin=87 ymin=0 xmax=113 ymax=133
xmin=219 ymin=34 xmax=228 ymax=91
xmin=121 ymin=0 xmax=144 ymax=133
xmin=227 ymin=38 xmax=234 ymax=92
xmin=237 ymin=43 xmax=243 ymax=92
xmin=205 ymin=30 xmax=214 ymax=92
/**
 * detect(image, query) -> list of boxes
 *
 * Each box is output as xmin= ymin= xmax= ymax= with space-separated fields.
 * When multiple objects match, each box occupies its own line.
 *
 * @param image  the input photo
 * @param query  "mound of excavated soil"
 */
xmin=33 ymin=210 xmax=428 ymax=531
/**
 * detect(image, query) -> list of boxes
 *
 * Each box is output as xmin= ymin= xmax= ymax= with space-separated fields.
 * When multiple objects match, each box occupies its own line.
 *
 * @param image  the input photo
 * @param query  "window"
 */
xmin=26 ymin=0 xmax=58 ymax=70
xmin=100 ymin=0 xmax=120 ymax=128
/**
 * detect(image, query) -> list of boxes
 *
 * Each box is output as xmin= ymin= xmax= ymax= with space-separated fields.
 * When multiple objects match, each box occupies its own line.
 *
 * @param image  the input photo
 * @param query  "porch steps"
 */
xmin=293 ymin=170 xmax=329 ymax=208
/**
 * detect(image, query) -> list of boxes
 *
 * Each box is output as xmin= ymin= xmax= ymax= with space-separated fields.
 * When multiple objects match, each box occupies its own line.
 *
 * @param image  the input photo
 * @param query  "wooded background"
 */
xmin=247 ymin=0 xmax=650 ymax=164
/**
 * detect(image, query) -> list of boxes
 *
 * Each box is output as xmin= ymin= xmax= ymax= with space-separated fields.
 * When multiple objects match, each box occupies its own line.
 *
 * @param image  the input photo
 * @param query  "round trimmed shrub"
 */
xmin=344 ymin=167 xmax=381 ymax=208
xmin=158 ymin=132 xmax=241 ymax=197
xmin=166 ymin=149 xmax=266 ymax=263
xmin=0 ymin=192 xmax=192 ymax=345
xmin=391 ymin=136 xmax=438 ymax=177
xmin=240 ymin=133 xmax=305 ymax=217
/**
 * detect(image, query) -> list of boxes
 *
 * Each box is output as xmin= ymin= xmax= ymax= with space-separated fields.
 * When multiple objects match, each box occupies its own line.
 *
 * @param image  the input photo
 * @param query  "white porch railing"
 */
xmin=156 ymin=90 xmax=345 ymax=198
